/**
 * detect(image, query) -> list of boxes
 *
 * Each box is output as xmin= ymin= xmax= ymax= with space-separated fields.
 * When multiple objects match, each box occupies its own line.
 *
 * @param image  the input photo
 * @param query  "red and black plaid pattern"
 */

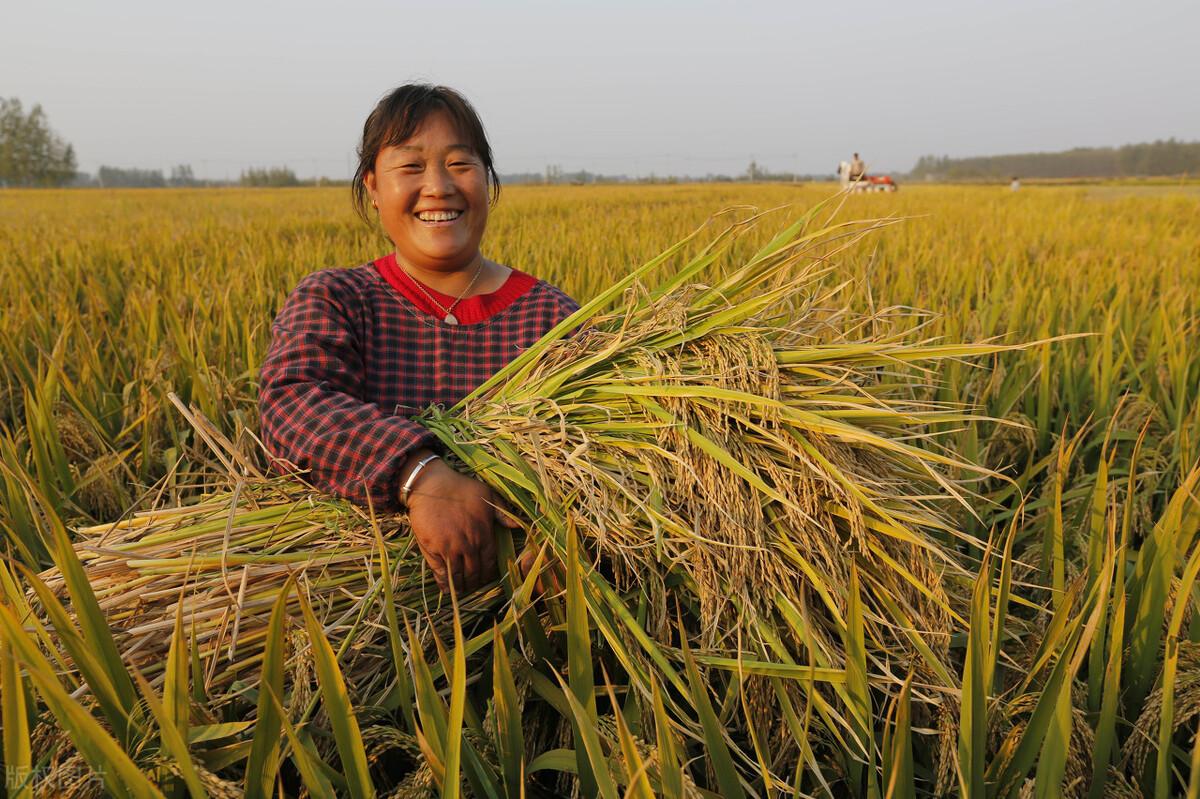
xmin=258 ymin=265 xmax=579 ymax=510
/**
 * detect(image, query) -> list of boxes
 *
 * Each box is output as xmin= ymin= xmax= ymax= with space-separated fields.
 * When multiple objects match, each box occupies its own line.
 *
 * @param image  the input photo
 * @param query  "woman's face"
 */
xmin=365 ymin=111 xmax=489 ymax=274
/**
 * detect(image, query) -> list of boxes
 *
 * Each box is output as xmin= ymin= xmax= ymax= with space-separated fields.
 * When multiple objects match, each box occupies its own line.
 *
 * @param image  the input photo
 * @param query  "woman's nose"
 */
xmin=422 ymin=165 xmax=456 ymax=196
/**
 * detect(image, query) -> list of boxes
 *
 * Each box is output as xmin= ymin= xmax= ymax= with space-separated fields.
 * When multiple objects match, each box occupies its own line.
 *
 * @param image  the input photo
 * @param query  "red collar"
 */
xmin=374 ymin=253 xmax=538 ymax=325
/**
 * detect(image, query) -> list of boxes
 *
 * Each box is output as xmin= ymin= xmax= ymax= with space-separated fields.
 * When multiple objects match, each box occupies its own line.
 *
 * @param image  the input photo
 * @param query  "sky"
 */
xmin=4 ymin=0 xmax=1198 ymax=180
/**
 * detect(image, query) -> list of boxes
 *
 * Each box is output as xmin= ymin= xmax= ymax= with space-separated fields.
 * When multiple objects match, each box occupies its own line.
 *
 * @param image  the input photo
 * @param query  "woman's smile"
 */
xmin=415 ymin=208 xmax=464 ymax=225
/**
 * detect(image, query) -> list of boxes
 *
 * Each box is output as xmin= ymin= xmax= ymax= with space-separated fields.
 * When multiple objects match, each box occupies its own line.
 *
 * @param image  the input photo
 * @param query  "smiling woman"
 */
xmin=258 ymin=84 xmax=579 ymax=594
xmin=365 ymin=113 xmax=503 ymax=312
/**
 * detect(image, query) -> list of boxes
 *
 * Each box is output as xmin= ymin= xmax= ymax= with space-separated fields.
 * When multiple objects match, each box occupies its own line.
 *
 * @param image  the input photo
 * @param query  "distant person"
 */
xmin=849 ymin=153 xmax=867 ymax=181
xmin=1010 ymin=176 xmax=1020 ymax=192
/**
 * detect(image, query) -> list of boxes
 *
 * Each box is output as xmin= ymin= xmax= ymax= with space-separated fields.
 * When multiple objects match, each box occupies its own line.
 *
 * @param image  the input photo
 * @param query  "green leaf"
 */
xmin=604 ymin=673 xmax=654 ymax=799
xmin=1 ymin=635 xmax=32 ymax=799
xmin=959 ymin=551 xmax=990 ymax=799
xmin=297 ymin=586 xmax=375 ymax=799
xmin=188 ymin=721 xmax=254 ymax=745
xmin=564 ymin=519 xmax=601 ymax=798
xmin=1033 ymin=669 xmax=1072 ymax=799
xmin=845 ymin=563 xmax=877 ymax=798
xmin=370 ymin=504 xmax=416 ymax=731
xmin=27 ymin=478 xmax=138 ymax=719
xmin=131 ymin=668 xmax=209 ymax=799
xmin=681 ymin=630 xmax=746 ymax=799
xmin=883 ymin=673 xmax=915 ymax=799
xmin=651 ymin=677 xmax=685 ymax=799
xmin=1089 ymin=530 xmax=1125 ymax=799
xmin=18 ymin=561 xmax=139 ymax=744
xmin=1127 ymin=471 xmax=1200 ymax=714
xmin=406 ymin=614 xmax=447 ymax=786
xmin=554 ymin=672 xmax=619 ymax=799
xmin=491 ymin=625 xmax=525 ymax=799
xmin=266 ymin=682 xmax=338 ymax=799
xmin=0 ymin=604 xmax=163 ymax=799
xmin=244 ymin=574 xmax=294 ymax=799
xmin=164 ymin=599 xmax=190 ymax=743
xmin=443 ymin=581 xmax=468 ymax=799
xmin=527 ymin=749 xmax=577 ymax=775
xmin=1154 ymin=534 xmax=1200 ymax=798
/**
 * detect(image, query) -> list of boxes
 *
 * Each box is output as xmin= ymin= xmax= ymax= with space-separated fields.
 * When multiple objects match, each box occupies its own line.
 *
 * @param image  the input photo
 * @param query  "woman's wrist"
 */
xmin=398 ymin=449 xmax=441 ymax=507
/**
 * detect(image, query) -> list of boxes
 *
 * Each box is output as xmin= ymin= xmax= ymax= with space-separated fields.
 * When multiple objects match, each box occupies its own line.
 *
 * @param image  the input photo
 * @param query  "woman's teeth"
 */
xmin=417 ymin=210 xmax=462 ymax=222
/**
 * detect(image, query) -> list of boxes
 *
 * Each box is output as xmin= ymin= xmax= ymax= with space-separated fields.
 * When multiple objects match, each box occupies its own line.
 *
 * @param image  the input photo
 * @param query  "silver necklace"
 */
xmin=404 ymin=259 xmax=485 ymax=325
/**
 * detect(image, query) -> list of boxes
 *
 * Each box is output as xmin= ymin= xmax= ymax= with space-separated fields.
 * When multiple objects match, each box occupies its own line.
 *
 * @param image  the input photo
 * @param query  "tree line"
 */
xmin=1 ymin=97 xmax=321 ymax=188
xmin=7 ymin=95 xmax=1199 ymax=188
xmin=910 ymin=138 xmax=1200 ymax=180
xmin=0 ymin=98 xmax=76 ymax=186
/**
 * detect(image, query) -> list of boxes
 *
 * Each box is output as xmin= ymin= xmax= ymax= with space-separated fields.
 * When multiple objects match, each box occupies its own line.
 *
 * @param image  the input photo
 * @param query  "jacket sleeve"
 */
xmin=257 ymin=270 xmax=436 ymax=511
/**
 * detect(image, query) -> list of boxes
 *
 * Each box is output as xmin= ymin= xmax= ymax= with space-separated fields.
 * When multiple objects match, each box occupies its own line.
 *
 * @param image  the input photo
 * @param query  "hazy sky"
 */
xmin=5 ymin=0 xmax=1197 ymax=180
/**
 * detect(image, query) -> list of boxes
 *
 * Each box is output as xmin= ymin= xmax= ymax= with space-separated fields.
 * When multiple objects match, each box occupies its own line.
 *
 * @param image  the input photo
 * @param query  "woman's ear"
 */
xmin=364 ymin=172 xmax=378 ymax=209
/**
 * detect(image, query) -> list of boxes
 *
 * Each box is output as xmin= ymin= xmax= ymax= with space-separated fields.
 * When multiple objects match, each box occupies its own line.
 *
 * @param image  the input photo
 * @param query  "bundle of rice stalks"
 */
xmin=422 ymin=204 xmax=1018 ymax=784
xmin=35 ymin=478 xmax=492 ymax=700
xmin=8 ymin=201 xmax=1025 ymax=793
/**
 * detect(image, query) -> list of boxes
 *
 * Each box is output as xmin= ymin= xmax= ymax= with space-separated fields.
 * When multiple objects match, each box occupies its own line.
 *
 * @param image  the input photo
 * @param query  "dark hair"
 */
xmin=352 ymin=84 xmax=501 ymax=222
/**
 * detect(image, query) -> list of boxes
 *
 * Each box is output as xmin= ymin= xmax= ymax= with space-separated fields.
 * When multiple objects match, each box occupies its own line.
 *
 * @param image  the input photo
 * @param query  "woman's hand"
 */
xmin=402 ymin=455 xmax=521 ymax=593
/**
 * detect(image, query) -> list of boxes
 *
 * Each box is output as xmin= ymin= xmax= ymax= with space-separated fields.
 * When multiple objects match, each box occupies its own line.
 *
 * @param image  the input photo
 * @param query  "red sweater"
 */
xmin=258 ymin=259 xmax=578 ymax=510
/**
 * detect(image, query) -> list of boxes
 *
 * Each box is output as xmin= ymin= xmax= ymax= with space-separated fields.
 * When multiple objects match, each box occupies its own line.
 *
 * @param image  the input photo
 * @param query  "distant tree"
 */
xmin=0 ymin=98 xmax=78 ymax=187
xmin=909 ymin=139 xmax=1200 ymax=180
xmin=169 ymin=164 xmax=196 ymax=187
xmin=240 ymin=166 xmax=300 ymax=187
xmin=97 ymin=166 xmax=166 ymax=188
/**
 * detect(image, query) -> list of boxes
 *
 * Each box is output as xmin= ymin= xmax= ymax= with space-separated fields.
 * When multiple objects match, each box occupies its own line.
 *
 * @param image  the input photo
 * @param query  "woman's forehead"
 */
xmin=389 ymin=111 xmax=472 ymax=147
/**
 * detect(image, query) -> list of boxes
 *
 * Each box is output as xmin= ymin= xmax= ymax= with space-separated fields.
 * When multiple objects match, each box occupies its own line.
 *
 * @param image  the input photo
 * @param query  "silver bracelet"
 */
xmin=400 ymin=454 xmax=440 ymax=506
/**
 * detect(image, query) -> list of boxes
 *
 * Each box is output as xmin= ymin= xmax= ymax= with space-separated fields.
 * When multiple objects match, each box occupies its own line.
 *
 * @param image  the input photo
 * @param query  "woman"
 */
xmin=258 ymin=85 xmax=579 ymax=594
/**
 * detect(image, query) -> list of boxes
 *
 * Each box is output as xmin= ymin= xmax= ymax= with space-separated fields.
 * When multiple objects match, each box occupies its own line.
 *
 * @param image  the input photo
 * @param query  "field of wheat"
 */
xmin=0 ymin=183 xmax=1198 ymax=797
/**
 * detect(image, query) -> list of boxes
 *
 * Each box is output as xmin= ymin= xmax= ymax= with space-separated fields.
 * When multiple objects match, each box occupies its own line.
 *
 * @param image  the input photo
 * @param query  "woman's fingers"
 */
xmin=424 ymin=549 xmax=449 ymax=591
xmin=446 ymin=550 xmax=468 ymax=596
xmin=408 ymin=474 xmax=516 ymax=594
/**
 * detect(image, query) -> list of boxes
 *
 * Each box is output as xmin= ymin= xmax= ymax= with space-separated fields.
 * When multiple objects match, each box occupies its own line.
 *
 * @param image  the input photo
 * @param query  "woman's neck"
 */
xmin=398 ymin=254 xmax=510 ymax=297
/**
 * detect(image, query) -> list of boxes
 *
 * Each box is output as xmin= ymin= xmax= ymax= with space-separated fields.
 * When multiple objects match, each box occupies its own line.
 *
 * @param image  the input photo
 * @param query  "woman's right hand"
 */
xmin=402 ymin=454 xmax=520 ymax=594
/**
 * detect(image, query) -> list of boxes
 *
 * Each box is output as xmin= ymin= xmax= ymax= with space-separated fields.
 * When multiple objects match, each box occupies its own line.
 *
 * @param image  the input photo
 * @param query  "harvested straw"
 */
xmin=45 ymin=481 xmax=424 ymax=698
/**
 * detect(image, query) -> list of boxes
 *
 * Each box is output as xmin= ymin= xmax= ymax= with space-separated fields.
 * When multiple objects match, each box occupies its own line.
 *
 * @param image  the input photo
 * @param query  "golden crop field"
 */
xmin=0 ymin=183 xmax=1198 ymax=797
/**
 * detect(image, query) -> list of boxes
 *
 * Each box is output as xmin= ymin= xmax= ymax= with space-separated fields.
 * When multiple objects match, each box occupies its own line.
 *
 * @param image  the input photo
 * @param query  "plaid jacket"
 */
xmin=258 ymin=263 xmax=579 ymax=510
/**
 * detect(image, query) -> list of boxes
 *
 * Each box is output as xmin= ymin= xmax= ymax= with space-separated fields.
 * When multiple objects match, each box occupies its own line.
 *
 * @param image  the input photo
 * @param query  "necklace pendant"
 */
xmin=444 ymin=313 xmax=459 ymax=325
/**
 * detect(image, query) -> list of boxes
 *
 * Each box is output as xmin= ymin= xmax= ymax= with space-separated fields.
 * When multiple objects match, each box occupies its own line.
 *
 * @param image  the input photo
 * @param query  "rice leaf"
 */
xmin=1154 ymin=534 xmax=1200 ymax=798
xmin=564 ymin=518 xmax=601 ymax=797
xmin=845 ymin=563 xmax=877 ymax=798
xmin=681 ymin=629 xmax=746 ymax=799
xmin=296 ymin=587 xmax=375 ymax=799
xmin=651 ymin=677 xmax=686 ymax=799
xmin=0 ymin=604 xmax=163 ymax=799
xmin=491 ymin=625 xmax=525 ymax=799
xmin=554 ymin=672 xmax=619 ymax=799
xmin=131 ymin=667 xmax=209 ymax=799
xmin=265 ymin=682 xmax=337 ymax=799
xmin=243 ymin=574 xmax=294 ymax=799
xmin=958 ymin=550 xmax=990 ymax=799
xmin=0 ymin=635 xmax=32 ymax=799
xmin=164 ymin=598 xmax=190 ymax=742
xmin=883 ymin=673 xmax=915 ymax=799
